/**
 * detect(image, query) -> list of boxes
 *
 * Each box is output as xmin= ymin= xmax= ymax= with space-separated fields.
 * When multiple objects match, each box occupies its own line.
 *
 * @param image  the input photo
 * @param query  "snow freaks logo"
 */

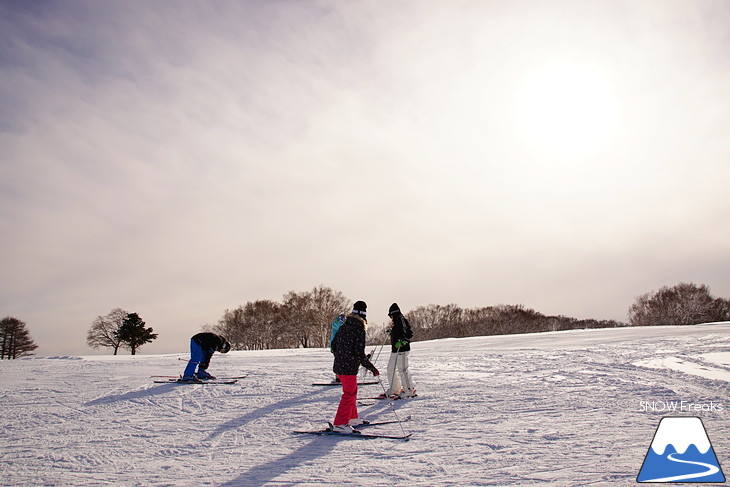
xmin=637 ymin=417 xmax=726 ymax=483
xmin=640 ymin=401 xmax=724 ymax=413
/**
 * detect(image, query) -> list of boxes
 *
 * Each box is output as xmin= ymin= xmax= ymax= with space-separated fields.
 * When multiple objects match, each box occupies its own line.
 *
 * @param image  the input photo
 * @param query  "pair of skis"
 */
xmin=152 ymin=375 xmax=246 ymax=384
xmin=293 ymin=416 xmax=412 ymax=440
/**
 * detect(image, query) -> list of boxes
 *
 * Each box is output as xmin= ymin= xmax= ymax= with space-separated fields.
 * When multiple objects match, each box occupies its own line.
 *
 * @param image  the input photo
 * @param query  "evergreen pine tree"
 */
xmin=0 ymin=316 xmax=39 ymax=359
xmin=115 ymin=313 xmax=158 ymax=355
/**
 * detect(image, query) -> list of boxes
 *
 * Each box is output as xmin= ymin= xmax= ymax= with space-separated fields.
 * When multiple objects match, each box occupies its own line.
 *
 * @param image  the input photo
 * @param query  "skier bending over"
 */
xmin=330 ymin=301 xmax=379 ymax=433
xmin=182 ymin=332 xmax=231 ymax=381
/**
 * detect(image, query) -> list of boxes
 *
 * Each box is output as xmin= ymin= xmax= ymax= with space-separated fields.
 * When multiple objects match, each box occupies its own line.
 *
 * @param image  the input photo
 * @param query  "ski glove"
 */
xmin=371 ymin=368 xmax=380 ymax=377
xmin=395 ymin=340 xmax=409 ymax=349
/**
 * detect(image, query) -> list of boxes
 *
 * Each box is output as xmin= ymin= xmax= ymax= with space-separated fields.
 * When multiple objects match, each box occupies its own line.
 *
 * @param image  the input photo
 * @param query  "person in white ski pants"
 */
xmin=386 ymin=350 xmax=414 ymax=396
xmin=385 ymin=303 xmax=416 ymax=398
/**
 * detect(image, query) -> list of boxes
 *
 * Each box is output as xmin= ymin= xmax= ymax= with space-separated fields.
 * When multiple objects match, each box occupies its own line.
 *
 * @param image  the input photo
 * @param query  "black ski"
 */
xmin=150 ymin=375 xmax=248 ymax=382
xmin=359 ymin=393 xmax=418 ymax=401
xmin=154 ymin=378 xmax=237 ymax=384
xmin=293 ymin=430 xmax=411 ymax=440
xmin=311 ymin=381 xmax=380 ymax=386
xmin=356 ymin=415 xmax=411 ymax=428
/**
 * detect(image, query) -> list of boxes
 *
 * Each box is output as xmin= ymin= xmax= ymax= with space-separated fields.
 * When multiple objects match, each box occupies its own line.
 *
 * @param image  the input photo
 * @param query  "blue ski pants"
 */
xmin=183 ymin=340 xmax=205 ymax=377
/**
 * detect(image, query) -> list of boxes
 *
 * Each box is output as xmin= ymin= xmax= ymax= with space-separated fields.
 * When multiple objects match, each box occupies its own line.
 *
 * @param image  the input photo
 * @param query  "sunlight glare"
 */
xmin=513 ymin=61 xmax=619 ymax=158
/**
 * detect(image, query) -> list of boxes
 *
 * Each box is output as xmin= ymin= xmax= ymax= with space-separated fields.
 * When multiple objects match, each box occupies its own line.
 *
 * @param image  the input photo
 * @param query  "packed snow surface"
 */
xmin=1 ymin=324 xmax=728 ymax=486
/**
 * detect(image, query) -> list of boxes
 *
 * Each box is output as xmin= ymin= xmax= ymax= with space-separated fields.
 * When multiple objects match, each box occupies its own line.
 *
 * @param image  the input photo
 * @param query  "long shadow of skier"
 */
xmin=205 ymin=387 xmax=328 ymax=441
xmin=211 ymin=388 xmax=339 ymax=486
xmin=83 ymin=383 xmax=175 ymax=407
xmin=214 ymin=391 xmax=412 ymax=486
xmin=217 ymin=436 xmax=345 ymax=487
xmin=358 ymin=399 xmax=408 ymax=420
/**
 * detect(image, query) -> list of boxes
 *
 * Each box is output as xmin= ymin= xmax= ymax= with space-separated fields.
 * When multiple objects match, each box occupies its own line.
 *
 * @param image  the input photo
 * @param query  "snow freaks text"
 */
xmin=639 ymin=401 xmax=724 ymax=413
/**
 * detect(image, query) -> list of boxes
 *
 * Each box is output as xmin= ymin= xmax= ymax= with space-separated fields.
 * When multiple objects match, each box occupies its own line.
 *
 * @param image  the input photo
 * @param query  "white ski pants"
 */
xmin=386 ymin=351 xmax=414 ymax=395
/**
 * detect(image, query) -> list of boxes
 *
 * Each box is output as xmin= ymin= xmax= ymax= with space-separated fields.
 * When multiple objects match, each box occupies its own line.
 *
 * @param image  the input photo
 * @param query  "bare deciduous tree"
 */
xmin=309 ymin=284 xmax=351 ymax=347
xmin=407 ymin=304 xmax=463 ymax=341
xmin=86 ymin=308 xmax=128 ymax=355
xmin=281 ymin=290 xmax=316 ymax=348
xmin=212 ymin=285 xmax=351 ymax=350
xmin=628 ymin=282 xmax=730 ymax=326
xmin=246 ymin=300 xmax=284 ymax=350
xmin=215 ymin=300 xmax=285 ymax=350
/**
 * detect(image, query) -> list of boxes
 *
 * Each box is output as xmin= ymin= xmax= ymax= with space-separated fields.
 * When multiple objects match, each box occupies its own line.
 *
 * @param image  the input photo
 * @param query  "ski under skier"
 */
xmin=330 ymin=301 xmax=379 ymax=433
xmin=182 ymin=332 xmax=231 ymax=381
xmin=384 ymin=303 xmax=416 ymax=398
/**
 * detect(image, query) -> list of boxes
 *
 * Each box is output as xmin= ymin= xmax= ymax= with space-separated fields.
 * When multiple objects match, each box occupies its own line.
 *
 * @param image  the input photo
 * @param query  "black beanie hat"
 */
xmin=353 ymin=300 xmax=367 ymax=317
xmin=388 ymin=303 xmax=401 ymax=316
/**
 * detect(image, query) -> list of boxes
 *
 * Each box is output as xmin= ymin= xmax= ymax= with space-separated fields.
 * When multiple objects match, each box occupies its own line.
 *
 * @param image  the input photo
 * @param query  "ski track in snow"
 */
xmin=0 ymin=324 xmax=728 ymax=486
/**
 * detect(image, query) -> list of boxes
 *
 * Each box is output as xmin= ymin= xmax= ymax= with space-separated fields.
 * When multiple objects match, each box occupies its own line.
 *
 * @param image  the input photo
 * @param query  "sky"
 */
xmin=1 ymin=0 xmax=729 ymax=356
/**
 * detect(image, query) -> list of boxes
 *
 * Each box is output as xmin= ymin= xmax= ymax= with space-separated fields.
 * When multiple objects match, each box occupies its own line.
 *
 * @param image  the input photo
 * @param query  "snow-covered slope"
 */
xmin=1 ymin=324 xmax=728 ymax=486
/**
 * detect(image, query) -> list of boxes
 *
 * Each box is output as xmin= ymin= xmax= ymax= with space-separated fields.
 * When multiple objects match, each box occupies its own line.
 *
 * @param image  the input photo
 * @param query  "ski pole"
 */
xmin=387 ymin=351 xmax=396 ymax=394
xmin=376 ymin=361 xmax=408 ymax=438
xmin=361 ymin=347 xmax=377 ymax=380
xmin=386 ymin=341 xmax=405 ymax=396
xmin=372 ymin=342 xmax=386 ymax=367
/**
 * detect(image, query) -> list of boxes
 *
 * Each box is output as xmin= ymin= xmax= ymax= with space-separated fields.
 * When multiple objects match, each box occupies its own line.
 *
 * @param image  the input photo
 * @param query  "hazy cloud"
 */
xmin=1 ymin=0 xmax=729 ymax=355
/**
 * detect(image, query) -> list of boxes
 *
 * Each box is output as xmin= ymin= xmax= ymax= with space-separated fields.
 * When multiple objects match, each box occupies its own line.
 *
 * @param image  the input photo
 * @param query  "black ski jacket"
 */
xmin=389 ymin=313 xmax=413 ymax=353
xmin=192 ymin=332 xmax=226 ymax=370
xmin=332 ymin=314 xmax=376 ymax=376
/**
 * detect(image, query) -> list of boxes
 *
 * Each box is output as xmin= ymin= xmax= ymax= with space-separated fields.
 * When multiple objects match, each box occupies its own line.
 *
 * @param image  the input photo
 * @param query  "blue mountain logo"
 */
xmin=637 ymin=417 xmax=725 ymax=483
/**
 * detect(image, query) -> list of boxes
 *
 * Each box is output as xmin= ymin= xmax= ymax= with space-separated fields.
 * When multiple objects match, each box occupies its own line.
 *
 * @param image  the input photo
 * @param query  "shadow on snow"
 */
xmin=82 ymin=383 xmax=176 ymax=407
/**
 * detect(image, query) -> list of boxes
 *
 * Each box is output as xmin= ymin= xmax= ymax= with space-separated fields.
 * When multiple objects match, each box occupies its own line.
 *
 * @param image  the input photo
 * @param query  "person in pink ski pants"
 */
xmin=330 ymin=301 xmax=379 ymax=433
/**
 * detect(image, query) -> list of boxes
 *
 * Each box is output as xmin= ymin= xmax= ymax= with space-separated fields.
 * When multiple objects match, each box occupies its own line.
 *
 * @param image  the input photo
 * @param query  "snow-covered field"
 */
xmin=1 ymin=324 xmax=728 ymax=486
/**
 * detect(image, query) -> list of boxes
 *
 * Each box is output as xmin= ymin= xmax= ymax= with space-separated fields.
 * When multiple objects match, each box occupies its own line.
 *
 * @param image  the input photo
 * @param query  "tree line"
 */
xmin=75 ymin=281 xmax=730 ymax=353
xmin=210 ymin=281 xmax=730 ymax=350
xmin=367 ymin=304 xmax=625 ymax=344
xmin=5 ymin=281 xmax=729 ymax=357
xmin=397 ymin=282 xmax=729 ymax=342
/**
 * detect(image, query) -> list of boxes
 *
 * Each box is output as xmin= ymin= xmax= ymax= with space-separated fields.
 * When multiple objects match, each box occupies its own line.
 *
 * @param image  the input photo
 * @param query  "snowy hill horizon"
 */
xmin=2 ymin=323 xmax=728 ymax=486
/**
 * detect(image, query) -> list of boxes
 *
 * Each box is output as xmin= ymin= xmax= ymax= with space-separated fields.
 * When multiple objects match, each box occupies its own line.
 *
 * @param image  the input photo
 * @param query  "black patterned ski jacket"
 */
xmin=331 ymin=314 xmax=376 ymax=376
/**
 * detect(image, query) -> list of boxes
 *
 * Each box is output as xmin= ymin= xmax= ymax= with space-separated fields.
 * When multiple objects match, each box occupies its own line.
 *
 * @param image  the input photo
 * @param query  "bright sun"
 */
xmin=513 ymin=61 xmax=619 ymax=158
